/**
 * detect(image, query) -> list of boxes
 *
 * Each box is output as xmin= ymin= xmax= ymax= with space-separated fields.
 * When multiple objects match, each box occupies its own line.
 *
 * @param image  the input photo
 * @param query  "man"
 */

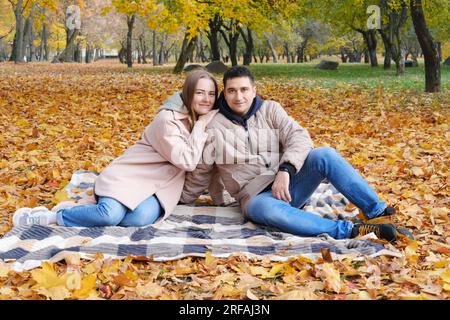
xmin=181 ymin=66 xmax=402 ymax=242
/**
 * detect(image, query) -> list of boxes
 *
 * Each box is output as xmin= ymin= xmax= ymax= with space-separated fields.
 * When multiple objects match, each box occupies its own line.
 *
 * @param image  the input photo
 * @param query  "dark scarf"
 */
xmin=215 ymin=92 xmax=264 ymax=130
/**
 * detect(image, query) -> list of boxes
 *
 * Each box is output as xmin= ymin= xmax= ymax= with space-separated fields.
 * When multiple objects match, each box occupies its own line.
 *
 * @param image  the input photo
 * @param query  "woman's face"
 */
xmin=191 ymin=78 xmax=216 ymax=115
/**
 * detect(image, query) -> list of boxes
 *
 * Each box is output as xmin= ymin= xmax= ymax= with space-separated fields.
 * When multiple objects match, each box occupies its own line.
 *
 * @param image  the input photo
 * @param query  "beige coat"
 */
xmin=94 ymin=93 xmax=208 ymax=220
xmin=181 ymin=99 xmax=314 ymax=216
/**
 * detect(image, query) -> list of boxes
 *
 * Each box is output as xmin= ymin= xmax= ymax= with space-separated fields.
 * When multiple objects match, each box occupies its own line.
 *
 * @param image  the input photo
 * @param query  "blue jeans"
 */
xmin=56 ymin=195 xmax=163 ymax=227
xmin=247 ymin=147 xmax=387 ymax=239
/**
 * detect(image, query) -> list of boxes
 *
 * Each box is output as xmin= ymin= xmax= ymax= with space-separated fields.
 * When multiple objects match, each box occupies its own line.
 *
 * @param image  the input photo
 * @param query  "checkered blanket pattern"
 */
xmin=0 ymin=170 xmax=399 ymax=271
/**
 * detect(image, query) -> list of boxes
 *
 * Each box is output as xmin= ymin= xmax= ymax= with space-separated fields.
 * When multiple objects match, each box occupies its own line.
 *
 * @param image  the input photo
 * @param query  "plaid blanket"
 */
xmin=0 ymin=170 xmax=401 ymax=271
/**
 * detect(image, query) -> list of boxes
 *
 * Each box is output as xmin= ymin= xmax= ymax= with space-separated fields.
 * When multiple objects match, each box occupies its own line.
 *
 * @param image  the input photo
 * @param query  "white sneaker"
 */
xmin=13 ymin=206 xmax=53 ymax=227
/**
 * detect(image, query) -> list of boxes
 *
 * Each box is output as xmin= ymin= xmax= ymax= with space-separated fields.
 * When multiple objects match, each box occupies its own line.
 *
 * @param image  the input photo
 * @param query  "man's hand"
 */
xmin=272 ymin=171 xmax=291 ymax=203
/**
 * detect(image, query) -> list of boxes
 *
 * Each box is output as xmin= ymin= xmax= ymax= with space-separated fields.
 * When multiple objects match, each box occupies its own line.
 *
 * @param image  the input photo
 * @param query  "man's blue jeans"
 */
xmin=247 ymin=147 xmax=387 ymax=239
xmin=56 ymin=195 xmax=163 ymax=227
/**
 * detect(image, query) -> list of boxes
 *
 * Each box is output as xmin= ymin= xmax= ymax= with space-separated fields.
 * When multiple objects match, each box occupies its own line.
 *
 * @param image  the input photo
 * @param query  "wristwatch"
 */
xmin=278 ymin=167 xmax=290 ymax=174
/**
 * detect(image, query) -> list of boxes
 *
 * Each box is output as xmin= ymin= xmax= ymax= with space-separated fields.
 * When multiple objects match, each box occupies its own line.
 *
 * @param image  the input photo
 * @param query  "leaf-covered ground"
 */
xmin=0 ymin=61 xmax=448 ymax=300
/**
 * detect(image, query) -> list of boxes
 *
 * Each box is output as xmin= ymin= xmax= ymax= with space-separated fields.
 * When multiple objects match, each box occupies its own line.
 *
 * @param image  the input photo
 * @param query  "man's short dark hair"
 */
xmin=223 ymin=66 xmax=255 ymax=87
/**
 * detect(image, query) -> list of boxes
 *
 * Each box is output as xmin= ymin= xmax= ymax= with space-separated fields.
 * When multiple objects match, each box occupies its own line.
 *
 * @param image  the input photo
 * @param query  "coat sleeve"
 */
xmin=207 ymin=165 xmax=227 ymax=205
xmin=179 ymin=132 xmax=216 ymax=203
xmin=144 ymin=111 xmax=208 ymax=172
xmin=179 ymin=163 xmax=215 ymax=204
xmin=269 ymin=102 xmax=314 ymax=173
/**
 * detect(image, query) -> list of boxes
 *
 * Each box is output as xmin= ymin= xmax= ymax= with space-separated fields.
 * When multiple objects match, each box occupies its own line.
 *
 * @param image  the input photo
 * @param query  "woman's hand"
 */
xmin=272 ymin=171 xmax=291 ymax=203
xmin=197 ymin=109 xmax=219 ymax=130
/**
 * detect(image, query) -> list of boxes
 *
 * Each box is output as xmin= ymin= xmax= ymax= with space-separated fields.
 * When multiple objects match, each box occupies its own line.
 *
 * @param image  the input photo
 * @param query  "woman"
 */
xmin=13 ymin=70 xmax=219 ymax=227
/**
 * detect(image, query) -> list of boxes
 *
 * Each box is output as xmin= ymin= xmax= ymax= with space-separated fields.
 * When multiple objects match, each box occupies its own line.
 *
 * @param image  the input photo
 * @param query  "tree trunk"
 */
xmin=152 ymin=30 xmax=157 ymax=65
xmin=126 ymin=14 xmax=136 ymax=67
xmin=137 ymin=43 xmax=142 ymax=64
xmin=379 ymin=29 xmax=392 ymax=69
xmin=206 ymin=14 xmax=222 ymax=61
xmin=284 ymin=42 xmax=290 ymax=63
xmin=357 ymin=29 xmax=378 ymax=67
xmin=29 ymin=16 xmax=36 ymax=62
xmin=85 ymin=44 xmax=93 ymax=63
xmin=386 ymin=5 xmax=408 ymax=76
xmin=164 ymin=42 xmax=175 ymax=64
xmin=435 ymin=42 xmax=442 ymax=61
xmin=158 ymin=32 xmax=166 ymax=65
xmin=13 ymin=0 xmax=25 ymax=63
xmin=268 ymin=41 xmax=277 ymax=62
xmin=173 ymin=34 xmax=197 ymax=73
xmin=65 ymin=29 xmax=76 ymax=62
xmin=340 ymin=48 xmax=348 ymax=63
xmin=363 ymin=49 xmax=370 ymax=63
xmin=52 ymin=29 xmax=79 ymax=63
xmin=22 ymin=17 xmax=32 ymax=62
xmin=38 ymin=23 xmax=48 ymax=61
xmin=43 ymin=23 xmax=49 ymax=61
xmin=410 ymin=0 xmax=440 ymax=92
xmin=196 ymin=35 xmax=202 ymax=62
xmin=219 ymin=22 xmax=240 ymax=66
xmin=74 ymin=41 xmax=82 ymax=63
xmin=265 ymin=33 xmax=278 ymax=63
xmin=140 ymin=34 xmax=147 ymax=64
xmin=126 ymin=14 xmax=136 ymax=68
xmin=118 ymin=41 xmax=126 ymax=64
xmin=296 ymin=38 xmax=308 ymax=63
xmin=239 ymin=26 xmax=253 ymax=66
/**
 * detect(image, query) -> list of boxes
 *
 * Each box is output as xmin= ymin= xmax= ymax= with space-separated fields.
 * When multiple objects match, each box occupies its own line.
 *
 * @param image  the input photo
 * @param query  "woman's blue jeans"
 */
xmin=56 ymin=195 xmax=163 ymax=227
xmin=247 ymin=147 xmax=387 ymax=239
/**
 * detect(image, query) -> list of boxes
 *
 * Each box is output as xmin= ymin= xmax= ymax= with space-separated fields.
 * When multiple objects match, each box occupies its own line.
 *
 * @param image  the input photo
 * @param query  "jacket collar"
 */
xmin=215 ymin=92 xmax=264 ymax=129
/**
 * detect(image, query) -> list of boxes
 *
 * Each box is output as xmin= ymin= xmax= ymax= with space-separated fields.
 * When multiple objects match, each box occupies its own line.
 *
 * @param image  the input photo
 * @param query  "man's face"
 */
xmin=223 ymin=77 xmax=256 ymax=116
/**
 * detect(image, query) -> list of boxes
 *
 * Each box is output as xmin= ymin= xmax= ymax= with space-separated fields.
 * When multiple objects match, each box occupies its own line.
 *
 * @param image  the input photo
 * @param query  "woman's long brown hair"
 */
xmin=181 ymin=69 xmax=218 ymax=124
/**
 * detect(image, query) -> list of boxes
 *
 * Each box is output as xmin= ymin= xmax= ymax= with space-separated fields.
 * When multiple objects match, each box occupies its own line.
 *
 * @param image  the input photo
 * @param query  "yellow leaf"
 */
xmin=31 ymin=262 xmax=67 ymax=289
xmin=215 ymin=272 xmax=236 ymax=285
xmin=249 ymin=266 xmax=271 ymax=278
xmin=72 ymin=274 xmax=97 ymax=299
xmin=0 ymin=263 xmax=9 ymax=278
xmin=405 ymin=241 xmax=420 ymax=264
xmin=440 ymin=269 xmax=450 ymax=284
xmin=296 ymin=256 xmax=314 ymax=264
xmin=205 ymin=251 xmax=216 ymax=267
xmin=433 ymin=260 xmax=450 ymax=269
xmin=52 ymin=169 xmax=61 ymax=179
xmin=400 ymin=294 xmax=430 ymax=300
xmin=16 ymin=119 xmax=30 ymax=127
xmin=125 ymin=269 xmax=139 ymax=281
xmin=44 ymin=286 xmax=71 ymax=300
xmin=53 ymin=189 xmax=71 ymax=204
xmin=213 ymin=285 xmax=241 ymax=298
xmin=26 ymin=170 xmax=36 ymax=181
xmin=419 ymin=142 xmax=433 ymax=150
xmin=82 ymin=262 xmax=99 ymax=275
xmin=268 ymin=263 xmax=286 ymax=277
xmin=174 ymin=267 xmax=195 ymax=275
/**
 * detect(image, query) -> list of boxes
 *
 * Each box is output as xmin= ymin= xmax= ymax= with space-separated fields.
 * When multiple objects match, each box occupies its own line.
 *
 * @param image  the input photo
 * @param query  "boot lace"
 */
xmin=358 ymin=224 xmax=381 ymax=238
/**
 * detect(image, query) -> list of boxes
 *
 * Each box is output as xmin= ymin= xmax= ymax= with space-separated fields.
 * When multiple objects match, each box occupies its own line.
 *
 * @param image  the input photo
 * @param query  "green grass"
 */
xmin=133 ymin=60 xmax=449 ymax=91
xmin=248 ymin=62 xmax=450 ymax=91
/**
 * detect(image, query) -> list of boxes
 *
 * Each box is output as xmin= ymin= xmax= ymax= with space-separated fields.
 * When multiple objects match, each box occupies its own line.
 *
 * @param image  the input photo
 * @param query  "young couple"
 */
xmin=13 ymin=66 xmax=404 ymax=242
